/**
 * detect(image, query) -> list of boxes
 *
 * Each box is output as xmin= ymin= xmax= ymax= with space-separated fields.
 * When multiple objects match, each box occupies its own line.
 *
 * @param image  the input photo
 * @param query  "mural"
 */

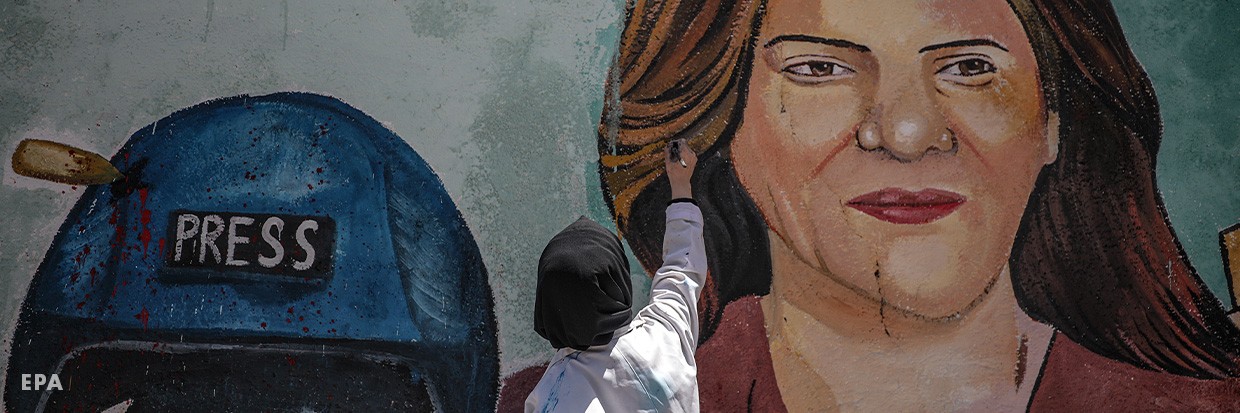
xmin=505 ymin=0 xmax=1240 ymax=411
xmin=2 ymin=0 xmax=1239 ymax=412
xmin=594 ymin=0 xmax=1240 ymax=411
xmin=5 ymin=93 xmax=498 ymax=412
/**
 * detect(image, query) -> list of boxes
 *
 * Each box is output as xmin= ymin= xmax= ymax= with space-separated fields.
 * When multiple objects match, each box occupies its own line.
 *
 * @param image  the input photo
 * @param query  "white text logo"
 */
xmin=20 ymin=374 xmax=62 ymax=391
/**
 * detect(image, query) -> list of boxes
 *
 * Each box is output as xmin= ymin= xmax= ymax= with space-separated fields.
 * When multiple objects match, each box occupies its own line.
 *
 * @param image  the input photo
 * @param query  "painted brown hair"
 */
xmin=598 ymin=0 xmax=1240 ymax=379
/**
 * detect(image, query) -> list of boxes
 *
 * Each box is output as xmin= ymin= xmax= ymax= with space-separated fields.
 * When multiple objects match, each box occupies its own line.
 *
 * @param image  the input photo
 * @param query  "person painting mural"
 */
xmin=524 ymin=139 xmax=706 ymax=412
xmin=589 ymin=0 xmax=1240 ymax=411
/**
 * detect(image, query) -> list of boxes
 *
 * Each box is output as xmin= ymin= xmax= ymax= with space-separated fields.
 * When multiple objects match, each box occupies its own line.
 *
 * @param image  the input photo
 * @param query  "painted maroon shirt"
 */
xmin=500 ymin=296 xmax=1240 ymax=412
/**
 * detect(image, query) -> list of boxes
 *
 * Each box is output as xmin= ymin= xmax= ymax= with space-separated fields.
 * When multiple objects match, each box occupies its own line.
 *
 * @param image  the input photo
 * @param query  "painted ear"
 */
xmin=1044 ymin=111 xmax=1061 ymax=165
xmin=11 ymin=139 xmax=123 ymax=185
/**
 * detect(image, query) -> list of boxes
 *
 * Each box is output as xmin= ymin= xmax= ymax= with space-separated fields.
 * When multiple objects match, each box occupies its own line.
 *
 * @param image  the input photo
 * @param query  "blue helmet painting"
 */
xmin=5 ymin=92 xmax=499 ymax=412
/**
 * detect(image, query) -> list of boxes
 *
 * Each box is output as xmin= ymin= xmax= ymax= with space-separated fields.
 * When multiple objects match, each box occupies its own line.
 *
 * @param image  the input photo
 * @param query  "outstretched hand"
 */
xmin=664 ymin=138 xmax=697 ymax=200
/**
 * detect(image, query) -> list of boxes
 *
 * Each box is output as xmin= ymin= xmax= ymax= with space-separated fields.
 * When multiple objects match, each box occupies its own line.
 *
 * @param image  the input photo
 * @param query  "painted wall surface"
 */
xmin=1 ymin=0 xmax=1237 ymax=411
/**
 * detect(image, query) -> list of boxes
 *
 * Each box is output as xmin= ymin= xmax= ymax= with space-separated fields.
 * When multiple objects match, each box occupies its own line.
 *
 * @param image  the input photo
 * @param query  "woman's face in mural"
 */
xmin=731 ymin=0 xmax=1059 ymax=318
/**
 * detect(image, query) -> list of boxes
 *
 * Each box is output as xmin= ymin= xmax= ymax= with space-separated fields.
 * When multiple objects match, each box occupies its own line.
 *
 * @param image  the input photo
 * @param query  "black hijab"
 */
xmin=534 ymin=216 xmax=633 ymax=350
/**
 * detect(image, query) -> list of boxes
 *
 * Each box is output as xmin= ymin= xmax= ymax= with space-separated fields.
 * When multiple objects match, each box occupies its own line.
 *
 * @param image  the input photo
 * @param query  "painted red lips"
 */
xmin=846 ymin=188 xmax=967 ymax=224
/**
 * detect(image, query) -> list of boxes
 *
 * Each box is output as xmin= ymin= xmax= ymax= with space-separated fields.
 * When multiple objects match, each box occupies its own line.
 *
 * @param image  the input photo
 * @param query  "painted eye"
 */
xmin=781 ymin=58 xmax=856 ymax=83
xmin=937 ymin=57 xmax=997 ymax=85
xmin=941 ymin=59 xmax=995 ymax=76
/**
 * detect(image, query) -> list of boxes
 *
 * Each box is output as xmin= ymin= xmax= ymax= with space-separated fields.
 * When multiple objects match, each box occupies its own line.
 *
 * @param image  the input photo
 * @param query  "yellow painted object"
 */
xmin=11 ymin=139 xmax=122 ymax=185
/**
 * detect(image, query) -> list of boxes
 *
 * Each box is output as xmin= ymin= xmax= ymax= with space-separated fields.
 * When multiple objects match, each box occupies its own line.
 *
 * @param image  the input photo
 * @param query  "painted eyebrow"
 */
xmin=919 ymin=39 xmax=1009 ymax=53
xmin=764 ymin=35 xmax=871 ymax=53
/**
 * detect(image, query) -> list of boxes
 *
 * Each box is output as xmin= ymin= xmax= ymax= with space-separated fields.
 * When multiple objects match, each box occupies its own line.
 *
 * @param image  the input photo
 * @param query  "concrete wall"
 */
xmin=1 ymin=0 xmax=1237 ymax=411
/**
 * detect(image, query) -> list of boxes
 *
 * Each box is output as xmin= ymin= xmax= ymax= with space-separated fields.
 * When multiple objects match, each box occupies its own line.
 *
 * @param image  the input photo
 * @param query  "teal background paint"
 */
xmin=1114 ymin=1 xmax=1240 ymax=304
xmin=0 ymin=0 xmax=1236 ymax=405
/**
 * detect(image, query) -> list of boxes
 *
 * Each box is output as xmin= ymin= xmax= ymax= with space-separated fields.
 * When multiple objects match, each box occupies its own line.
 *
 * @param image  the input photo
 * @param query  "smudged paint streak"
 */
xmin=540 ymin=352 xmax=581 ymax=413
xmin=201 ymin=0 xmax=214 ymax=42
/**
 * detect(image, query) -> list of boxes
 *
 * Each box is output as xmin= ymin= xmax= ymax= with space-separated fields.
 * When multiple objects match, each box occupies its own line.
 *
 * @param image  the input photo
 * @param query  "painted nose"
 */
xmin=856 ymin=86 xmax=955 ymax=162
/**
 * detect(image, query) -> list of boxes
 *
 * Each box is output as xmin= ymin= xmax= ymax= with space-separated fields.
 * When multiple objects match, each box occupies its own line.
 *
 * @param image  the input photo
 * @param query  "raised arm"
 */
xmin=645 ymin=139 xmax=708 ymax=347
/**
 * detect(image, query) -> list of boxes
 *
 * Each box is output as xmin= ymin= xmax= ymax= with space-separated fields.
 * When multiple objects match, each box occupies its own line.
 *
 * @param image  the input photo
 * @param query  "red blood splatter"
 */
xmin=285 ymin=356 xmax=297 ymax=366
xmin=109 ymin=207 xmax=127 ymax=261
xmin=287 ymin=306 xmax=294 ymax=314
xmin=138 ymin=189 xmax=152 ymax=255
xmin=260 ymin=322 xmax=267 ymax=329
xmin=73 ymin=244 xmax=91 ymax=265
xmin=301 ymin=327 xmax=309 ymax=333
xmin=134 ymin=307 xmax=150 ymax=329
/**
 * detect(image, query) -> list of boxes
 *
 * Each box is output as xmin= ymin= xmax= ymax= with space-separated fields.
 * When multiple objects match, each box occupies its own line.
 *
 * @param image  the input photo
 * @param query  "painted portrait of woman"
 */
xmin=592 ymin=0 xmax=1240 ymax=410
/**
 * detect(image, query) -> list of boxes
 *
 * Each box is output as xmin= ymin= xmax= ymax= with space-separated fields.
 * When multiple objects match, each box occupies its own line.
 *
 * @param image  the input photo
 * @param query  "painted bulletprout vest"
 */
xmin=5 ymin=92 xmax=499 ymax=412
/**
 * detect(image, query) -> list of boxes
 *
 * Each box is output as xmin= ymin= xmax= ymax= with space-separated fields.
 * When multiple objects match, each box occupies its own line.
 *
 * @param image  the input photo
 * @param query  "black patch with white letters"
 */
xmin=164 ymin=210 xmax=335 ymax=278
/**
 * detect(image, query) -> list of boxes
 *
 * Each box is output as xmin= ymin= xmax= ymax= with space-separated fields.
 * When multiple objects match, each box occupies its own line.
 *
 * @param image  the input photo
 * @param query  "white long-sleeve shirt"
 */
xmin=525 ymin=203 xmax=707 ymax=413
